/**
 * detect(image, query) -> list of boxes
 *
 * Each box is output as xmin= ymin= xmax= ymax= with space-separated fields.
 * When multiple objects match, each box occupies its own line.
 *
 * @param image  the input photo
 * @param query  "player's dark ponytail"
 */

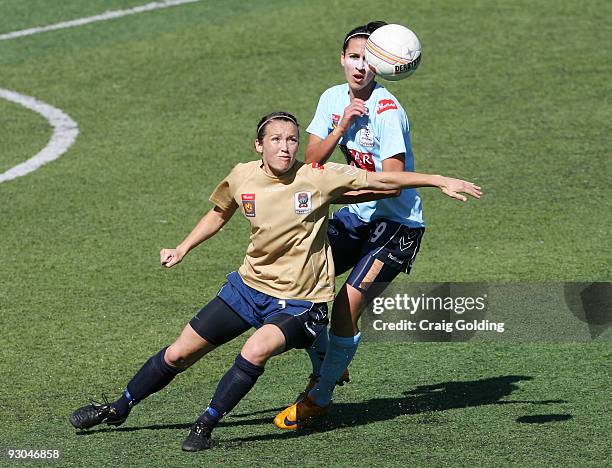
xmin=342 ymin=21 xmax=388 ymax=52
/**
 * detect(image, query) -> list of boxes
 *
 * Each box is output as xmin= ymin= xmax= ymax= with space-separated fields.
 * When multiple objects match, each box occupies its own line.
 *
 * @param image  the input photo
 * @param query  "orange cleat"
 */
xmin=337 ymin=368 xmax=350 ymax=387
xmin=274 ymin=396 xmax=330 ymax=430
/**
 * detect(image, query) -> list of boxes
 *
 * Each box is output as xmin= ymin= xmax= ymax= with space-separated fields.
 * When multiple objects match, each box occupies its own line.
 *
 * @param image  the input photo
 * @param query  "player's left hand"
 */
xmin=439 ymin=177 xmax=482 ymax=202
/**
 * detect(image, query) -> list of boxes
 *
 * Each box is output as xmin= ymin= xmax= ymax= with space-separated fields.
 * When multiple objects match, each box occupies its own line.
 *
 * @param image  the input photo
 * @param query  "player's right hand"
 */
xmin=339 ymin=98 xmax=368 ymax=132
xmin=160 ymin=248 xmax=183 ymax=268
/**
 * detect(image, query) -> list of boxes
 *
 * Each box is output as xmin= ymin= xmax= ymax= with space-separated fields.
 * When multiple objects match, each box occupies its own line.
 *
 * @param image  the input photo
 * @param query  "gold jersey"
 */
xmin=210 ymin=160 xmax=368 ymax=302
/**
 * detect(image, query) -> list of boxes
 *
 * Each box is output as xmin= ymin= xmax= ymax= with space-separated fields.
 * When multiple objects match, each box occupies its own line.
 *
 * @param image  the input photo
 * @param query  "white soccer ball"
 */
xmin=365 ymin=24 xmax=422 ymax=81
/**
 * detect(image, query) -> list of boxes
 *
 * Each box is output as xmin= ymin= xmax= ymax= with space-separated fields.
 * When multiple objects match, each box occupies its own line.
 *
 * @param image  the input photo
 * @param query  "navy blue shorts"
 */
xmin=211 ymin=271 xmax=328 ymax=348
xmin=327 ymin=207 xmax=425 ymax=293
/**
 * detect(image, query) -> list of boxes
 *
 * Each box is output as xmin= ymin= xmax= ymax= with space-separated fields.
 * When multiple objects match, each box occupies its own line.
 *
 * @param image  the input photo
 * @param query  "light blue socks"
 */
xmin=308 ymin=332 xmax=361 ymax=406
xmin=305 ymin=327 xmax=329 ymax=377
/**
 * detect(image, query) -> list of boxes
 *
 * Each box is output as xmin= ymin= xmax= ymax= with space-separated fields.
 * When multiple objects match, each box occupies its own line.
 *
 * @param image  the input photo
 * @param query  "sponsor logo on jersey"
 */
xmin=331 ymin=113 xmax=341 ymax=128
xmin=294 ymin=191 xmax=312 ymax=214
xmin=358 ymin=124 xmax=374 ymax=148
xmin=340 ymin=146 xmax=376 ymax=172
xmin=376 ymin=99 xmax=398 ymax=114
xmin=241 ymin=193 xmax=256 ymax=217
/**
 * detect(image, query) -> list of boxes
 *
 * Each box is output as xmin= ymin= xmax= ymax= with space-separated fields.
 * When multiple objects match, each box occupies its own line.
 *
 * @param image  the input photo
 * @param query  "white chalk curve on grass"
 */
xmin=0 ymin=0 xmax=200 ymax=41
xmin=0 ymin=88 xmax=79 ymax=183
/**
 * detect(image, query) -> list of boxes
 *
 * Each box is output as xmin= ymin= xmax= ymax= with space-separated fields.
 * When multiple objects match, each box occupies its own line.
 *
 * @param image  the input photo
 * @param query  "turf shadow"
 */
xmin=74 ymin=422 xmax=192 ymax=436
xmin=222 ymin=375 xmax=569 ymax=442
xmin=516 ymin=414 xmax=573 ymax=423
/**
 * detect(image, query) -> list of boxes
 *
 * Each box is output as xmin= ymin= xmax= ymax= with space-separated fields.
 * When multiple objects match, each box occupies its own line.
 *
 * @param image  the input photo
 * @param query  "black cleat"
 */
xmin=181 ymin=422 xmax=213 ymax=452
xmin=69 ymin=400 xmax=127 ymax=430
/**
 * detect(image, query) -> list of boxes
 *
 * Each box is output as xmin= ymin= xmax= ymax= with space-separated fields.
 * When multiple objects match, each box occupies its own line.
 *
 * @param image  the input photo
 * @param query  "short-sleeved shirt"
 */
xmin=209 ymin=160 xmax=368 ymax=302
xmin=307 ymin=82 xmax=424 ymax=227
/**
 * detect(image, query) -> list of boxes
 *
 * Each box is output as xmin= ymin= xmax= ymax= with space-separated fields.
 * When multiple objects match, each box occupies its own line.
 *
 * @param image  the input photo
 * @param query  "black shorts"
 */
xmin=328 ymin=207 xmax=425 ymax=294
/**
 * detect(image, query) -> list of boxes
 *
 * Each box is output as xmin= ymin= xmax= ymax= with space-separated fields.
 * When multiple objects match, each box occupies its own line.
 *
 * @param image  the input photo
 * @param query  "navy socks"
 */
xmin=112 ymin=347 xmax=183 ymax=418
xmin=197 ymin=353 xmax=264 ymax=428
xmin=108 ymin=349 xmax=264 ymax=429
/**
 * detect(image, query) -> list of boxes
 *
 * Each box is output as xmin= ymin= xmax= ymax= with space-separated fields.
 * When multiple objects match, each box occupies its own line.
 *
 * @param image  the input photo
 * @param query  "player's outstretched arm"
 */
xmin=332 ymin=188 xmax=400 ymax=204
xmin=160 ymin=204 xmax=237 ymax=268
xmin=332 ymin=153 xmax=405 ymax=204
xmin=366 ymin=172 xmax=481 ymax=202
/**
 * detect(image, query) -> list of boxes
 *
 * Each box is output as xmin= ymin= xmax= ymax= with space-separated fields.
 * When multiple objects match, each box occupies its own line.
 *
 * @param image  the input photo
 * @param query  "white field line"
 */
xmin=0 ymin=0 xmax=200 ymax=41
xmin=0 ymin=0 xmax=200 ymax=182
xmin=0 ymin=89 xmax=79 ymax=183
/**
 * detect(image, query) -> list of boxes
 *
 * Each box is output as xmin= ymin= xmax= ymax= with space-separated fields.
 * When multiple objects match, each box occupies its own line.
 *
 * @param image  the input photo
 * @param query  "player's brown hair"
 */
xmin=256 ymin=111 xmax=300 ymax=141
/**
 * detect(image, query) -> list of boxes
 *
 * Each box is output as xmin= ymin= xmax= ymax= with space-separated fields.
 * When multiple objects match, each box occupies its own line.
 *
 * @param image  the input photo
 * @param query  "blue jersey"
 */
xmin=307 ymin=83 xmax=424 ymax=227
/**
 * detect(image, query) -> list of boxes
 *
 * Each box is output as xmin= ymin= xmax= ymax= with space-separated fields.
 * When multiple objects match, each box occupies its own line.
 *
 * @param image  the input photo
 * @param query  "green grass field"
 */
xmin=0 ymin=0 xmax=610 ymax=466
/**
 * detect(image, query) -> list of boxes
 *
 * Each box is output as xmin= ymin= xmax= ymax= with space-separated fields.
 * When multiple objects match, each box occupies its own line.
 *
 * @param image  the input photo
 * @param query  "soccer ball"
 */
xmin=365 ymin=24 xmax=422 ymax=81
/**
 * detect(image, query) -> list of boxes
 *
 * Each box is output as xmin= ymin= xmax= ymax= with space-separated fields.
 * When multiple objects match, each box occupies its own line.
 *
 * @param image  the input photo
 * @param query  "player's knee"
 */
xmin=164 ymin=343 xmax=198 ymax=370
xmin=240 ymin=340 xmax=274 ymax=366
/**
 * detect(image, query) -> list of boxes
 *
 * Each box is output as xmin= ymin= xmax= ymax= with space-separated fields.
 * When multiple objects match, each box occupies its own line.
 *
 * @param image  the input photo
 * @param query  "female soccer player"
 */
xmin=69 ymin=112 xmax=479 ymax=451
xmin=274 ymin=22 xmax=465 ymax=429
